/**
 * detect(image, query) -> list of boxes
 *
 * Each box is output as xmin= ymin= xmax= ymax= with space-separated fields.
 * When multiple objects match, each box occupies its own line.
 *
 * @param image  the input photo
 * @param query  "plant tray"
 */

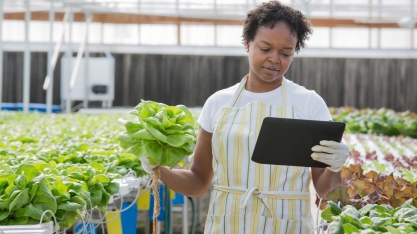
xmin=0 ymin=221 xmax=55 ymax=234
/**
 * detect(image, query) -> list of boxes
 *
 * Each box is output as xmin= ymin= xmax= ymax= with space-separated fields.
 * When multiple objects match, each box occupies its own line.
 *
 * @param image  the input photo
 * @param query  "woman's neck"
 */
xmin=245 ymin=75 xmax=283 ymax=93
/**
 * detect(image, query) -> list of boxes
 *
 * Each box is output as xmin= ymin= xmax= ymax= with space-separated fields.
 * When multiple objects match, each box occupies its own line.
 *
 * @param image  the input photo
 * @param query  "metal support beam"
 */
xmin=46 ymin=1 xmax=54 ymax=114
xmin=3 ymin=11 xmax=413 ymax=29
xmin=377 ymin=0 xmax=382 ymax=49
xmin=182 ymin=197 xmax=188 ymax=234
xmin=83 ymin=11 xmax=92 ymax=108
xmin=214 ymin=23 xmax=217 ymax=46
xmin=411 ymin=0 xmax=415 ymax=49
xmin=329 ymin=28 xmax=333 ymax=48
xmin=68 ymin=14 xmax=90 ymax=91
xmin=177 ymin=22 xmax=181 ymax=45
xmin=101 ymin=23 xmax=104 ymax=45
xmin=44 ymin=10 xmax=69 ymax=114
xmin=66 ymin=8 xmax=73 ymax=114
xmin=23 ymin=0 xmax=31 ymax=113
xmin=368 ymin=0 xmax=372 ymax=48
xmin=0 ymin=0 xmax=3 ymax=111
xmin=137 ymin=23 xmax=140 ymax=44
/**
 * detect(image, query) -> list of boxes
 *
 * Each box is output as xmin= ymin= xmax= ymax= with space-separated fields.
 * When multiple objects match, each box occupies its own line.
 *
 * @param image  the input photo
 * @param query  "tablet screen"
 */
xmin=251 ymin=117 xmax=346 ymax=168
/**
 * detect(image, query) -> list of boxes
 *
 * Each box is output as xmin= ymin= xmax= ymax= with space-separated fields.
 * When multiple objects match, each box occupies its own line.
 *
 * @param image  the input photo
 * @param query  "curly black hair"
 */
xmin=242 ymin=0 xmax=313 ymax=53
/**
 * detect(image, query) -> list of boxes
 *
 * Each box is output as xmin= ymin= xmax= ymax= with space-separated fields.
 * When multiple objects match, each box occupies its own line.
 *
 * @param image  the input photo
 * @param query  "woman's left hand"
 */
xmin=311 ymin=140 xmax=349 ymax=172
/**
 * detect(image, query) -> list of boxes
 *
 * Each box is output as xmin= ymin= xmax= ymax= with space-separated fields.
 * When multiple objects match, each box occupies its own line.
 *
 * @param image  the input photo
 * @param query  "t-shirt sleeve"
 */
xmin=306 ymin=91 xmax=333 ymax=121
xmin=197 ymin=94 xmax=217 ymax=133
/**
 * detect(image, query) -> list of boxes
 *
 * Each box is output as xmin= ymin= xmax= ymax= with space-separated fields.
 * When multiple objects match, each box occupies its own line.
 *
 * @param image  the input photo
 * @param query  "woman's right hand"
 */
xmin=140 ymin=156 xmax=158 ymax=174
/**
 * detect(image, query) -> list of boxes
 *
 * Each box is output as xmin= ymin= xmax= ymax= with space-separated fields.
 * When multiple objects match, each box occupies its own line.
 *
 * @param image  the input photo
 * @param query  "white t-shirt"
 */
xmin=198 ymin=78 xmax=332 ymax=133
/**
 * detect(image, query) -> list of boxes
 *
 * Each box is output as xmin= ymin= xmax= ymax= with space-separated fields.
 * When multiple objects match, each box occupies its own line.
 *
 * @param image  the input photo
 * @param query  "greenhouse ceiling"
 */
xmin=1 ymin=0 xmax=416 ymax=28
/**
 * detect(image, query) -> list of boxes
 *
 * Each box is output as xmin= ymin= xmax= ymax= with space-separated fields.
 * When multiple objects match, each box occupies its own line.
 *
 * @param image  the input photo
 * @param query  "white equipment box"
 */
xmin=60 ymin=56 xmax=115 ymax=108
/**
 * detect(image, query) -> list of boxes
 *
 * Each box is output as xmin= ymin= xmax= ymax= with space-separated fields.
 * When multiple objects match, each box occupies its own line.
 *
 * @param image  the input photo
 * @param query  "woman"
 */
xmin=141 ymin=1 xmax=349 ymax=233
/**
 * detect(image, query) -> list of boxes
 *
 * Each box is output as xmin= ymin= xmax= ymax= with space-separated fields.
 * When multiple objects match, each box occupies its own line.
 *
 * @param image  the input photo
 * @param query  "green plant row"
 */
xmin=0 ymin=112 xmax=148 ymax=229
xmin=321 ymin=199 xmax=417 ymax=234
xmin=330 ymin=107 xmax=417 ymax=138
xmin=0 ymin=162 xmax=118 ymax=229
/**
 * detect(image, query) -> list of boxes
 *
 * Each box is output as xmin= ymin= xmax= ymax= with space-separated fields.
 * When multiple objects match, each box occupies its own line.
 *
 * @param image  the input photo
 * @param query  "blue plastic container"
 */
xmin=74 ymin=223 xmax=97 ymax=234
xmin=14 ymin=103 xmax=61 ymax=113
xmin=121 ymin=202 xmax=138 ymax=234
xmin=149 ymin=184 xmax=165 ymax=221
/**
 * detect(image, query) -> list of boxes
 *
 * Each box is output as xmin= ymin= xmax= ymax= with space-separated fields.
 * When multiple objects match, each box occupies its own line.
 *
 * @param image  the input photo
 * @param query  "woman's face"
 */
xmin=245 ymin=21 xmax=297 ymax=92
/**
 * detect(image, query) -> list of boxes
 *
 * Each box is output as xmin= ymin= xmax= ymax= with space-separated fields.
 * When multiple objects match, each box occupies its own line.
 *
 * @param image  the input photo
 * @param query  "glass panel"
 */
xmin=88 ymin=23 xmax=102 ymax=44
xmin=70 ymin=22 xmax=86 ymax=44
xmin=2 ymin=20 xmax=24 ymax=42
xmin=306 ymin=27 xmax=329 ymax=48
xmin=140 ymin=24 xmax=177 ymax=45
xmin=332 ymin=28 xmax=369 ymax=48
xmin=217 ymin=0 xmax=246 ymax=5
xmin=216 ymin=25 xmax=242 ymax=46
xmin=102 ymin=24 xmax=139 ymax=44
xmin=380 ymin=28 xmax=412 ymax=49
xmin=181 ymin=24 xmax=215 ymax=46
xmin=370 ymin=28 xmax=379 ymax=49
xmin=29 ymin=21 xmax=49 ymax=42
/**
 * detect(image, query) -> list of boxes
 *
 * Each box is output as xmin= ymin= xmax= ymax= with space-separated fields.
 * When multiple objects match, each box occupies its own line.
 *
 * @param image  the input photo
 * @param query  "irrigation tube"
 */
xmin=39 ymin=210 xmax=58 ymax=233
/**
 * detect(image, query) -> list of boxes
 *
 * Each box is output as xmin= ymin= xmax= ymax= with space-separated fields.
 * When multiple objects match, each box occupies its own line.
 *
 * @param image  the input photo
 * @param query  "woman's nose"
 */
xmin=268 ymin=53 xmax=280 ymax=64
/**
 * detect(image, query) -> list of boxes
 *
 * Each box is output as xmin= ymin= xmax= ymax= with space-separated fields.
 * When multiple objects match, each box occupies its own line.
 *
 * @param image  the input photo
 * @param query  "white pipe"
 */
xmin=43 ymin=10 xmax=69 ymax=91
xmin=23 ymin=0 xmax=31 ymax=113
xmin=69 ymin=36 xmax=85 ymax=89
xmin=66 ymin=8 xmax=73 ymax=114
xmin=0 ymin=0 xmax=3 ymax=111
xmin=377 ymin=0 xmax=382 ymax=49
xmin=46 ymin=0 xmax=54 ymax=114
xmin=69 ymin=14 xmax=93 ymax=91
xmin=83 ymin=12 xmax=92 ymax=109
xmin=411 ymin=0 xmax=415 ymax=49
xmin=182 ymin=197 xmax=188 ymax=234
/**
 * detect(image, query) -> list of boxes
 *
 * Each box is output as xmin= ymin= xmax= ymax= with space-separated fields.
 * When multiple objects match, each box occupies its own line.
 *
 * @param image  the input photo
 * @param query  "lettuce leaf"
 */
xmin=117 ymin=100 xmax=197 ymax=168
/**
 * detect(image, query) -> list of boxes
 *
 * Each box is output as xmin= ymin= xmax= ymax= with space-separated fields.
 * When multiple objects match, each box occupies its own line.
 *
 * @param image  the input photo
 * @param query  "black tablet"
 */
xmin=251 ymin=117 xmax=346 ymax=168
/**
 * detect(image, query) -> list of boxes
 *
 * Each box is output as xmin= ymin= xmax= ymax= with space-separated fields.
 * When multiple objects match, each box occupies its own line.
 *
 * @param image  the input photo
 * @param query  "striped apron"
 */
xmin=204 ymin=75 xmax=313 ymax=234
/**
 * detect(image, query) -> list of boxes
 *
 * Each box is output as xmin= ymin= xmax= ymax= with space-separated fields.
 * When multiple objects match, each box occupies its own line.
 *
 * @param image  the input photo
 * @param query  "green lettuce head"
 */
xmin=117 ymin=100 xmax=196 ymax=168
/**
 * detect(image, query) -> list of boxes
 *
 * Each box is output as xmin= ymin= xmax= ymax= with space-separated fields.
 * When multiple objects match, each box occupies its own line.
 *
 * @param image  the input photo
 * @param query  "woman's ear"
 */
xmin=244 ymin=42 xmax=249 ymax=52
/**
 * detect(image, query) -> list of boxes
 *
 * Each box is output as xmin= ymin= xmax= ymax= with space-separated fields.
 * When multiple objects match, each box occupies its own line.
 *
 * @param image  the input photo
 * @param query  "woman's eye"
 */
xmin=281 ymin=53 xmax=291 ymax=57
xmin=260 ymin=48 xmax=270 ymax=52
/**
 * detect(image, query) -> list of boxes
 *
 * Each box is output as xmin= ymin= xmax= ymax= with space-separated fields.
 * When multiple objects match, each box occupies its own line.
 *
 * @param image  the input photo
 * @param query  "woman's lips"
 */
xmin=263 ymin=67 xmax=280 ymax=73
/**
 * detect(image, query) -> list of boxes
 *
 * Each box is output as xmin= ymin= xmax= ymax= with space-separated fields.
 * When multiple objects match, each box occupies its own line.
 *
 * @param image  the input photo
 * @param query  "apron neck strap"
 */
xmin=228 ymin=75 xmax=288 ymax=107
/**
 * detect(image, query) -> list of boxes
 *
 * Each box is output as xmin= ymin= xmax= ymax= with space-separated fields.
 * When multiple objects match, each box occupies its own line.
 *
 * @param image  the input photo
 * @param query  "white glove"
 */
xmin=311 ymin=140 xmax=349 ymax=172
xmin=140 ymin=156 xmax=158 ymax=174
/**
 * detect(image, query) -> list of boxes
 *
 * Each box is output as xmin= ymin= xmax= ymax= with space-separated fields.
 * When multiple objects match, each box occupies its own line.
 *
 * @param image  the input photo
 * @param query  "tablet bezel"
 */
xmin=251 ymin=117 xmax=346 ymax=168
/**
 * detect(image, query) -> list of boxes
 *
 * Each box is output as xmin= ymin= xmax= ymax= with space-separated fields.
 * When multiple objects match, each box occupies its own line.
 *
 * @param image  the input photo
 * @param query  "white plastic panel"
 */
xmin=60 ymin=56 xmax=115 ymax=102
xmin=0 ymin=221 xmax=54 ymax=234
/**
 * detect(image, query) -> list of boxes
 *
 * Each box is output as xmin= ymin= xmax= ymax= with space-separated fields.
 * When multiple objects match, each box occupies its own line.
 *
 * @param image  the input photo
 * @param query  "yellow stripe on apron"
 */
xmin=205 ymin=75 xmax=313 ymax=234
